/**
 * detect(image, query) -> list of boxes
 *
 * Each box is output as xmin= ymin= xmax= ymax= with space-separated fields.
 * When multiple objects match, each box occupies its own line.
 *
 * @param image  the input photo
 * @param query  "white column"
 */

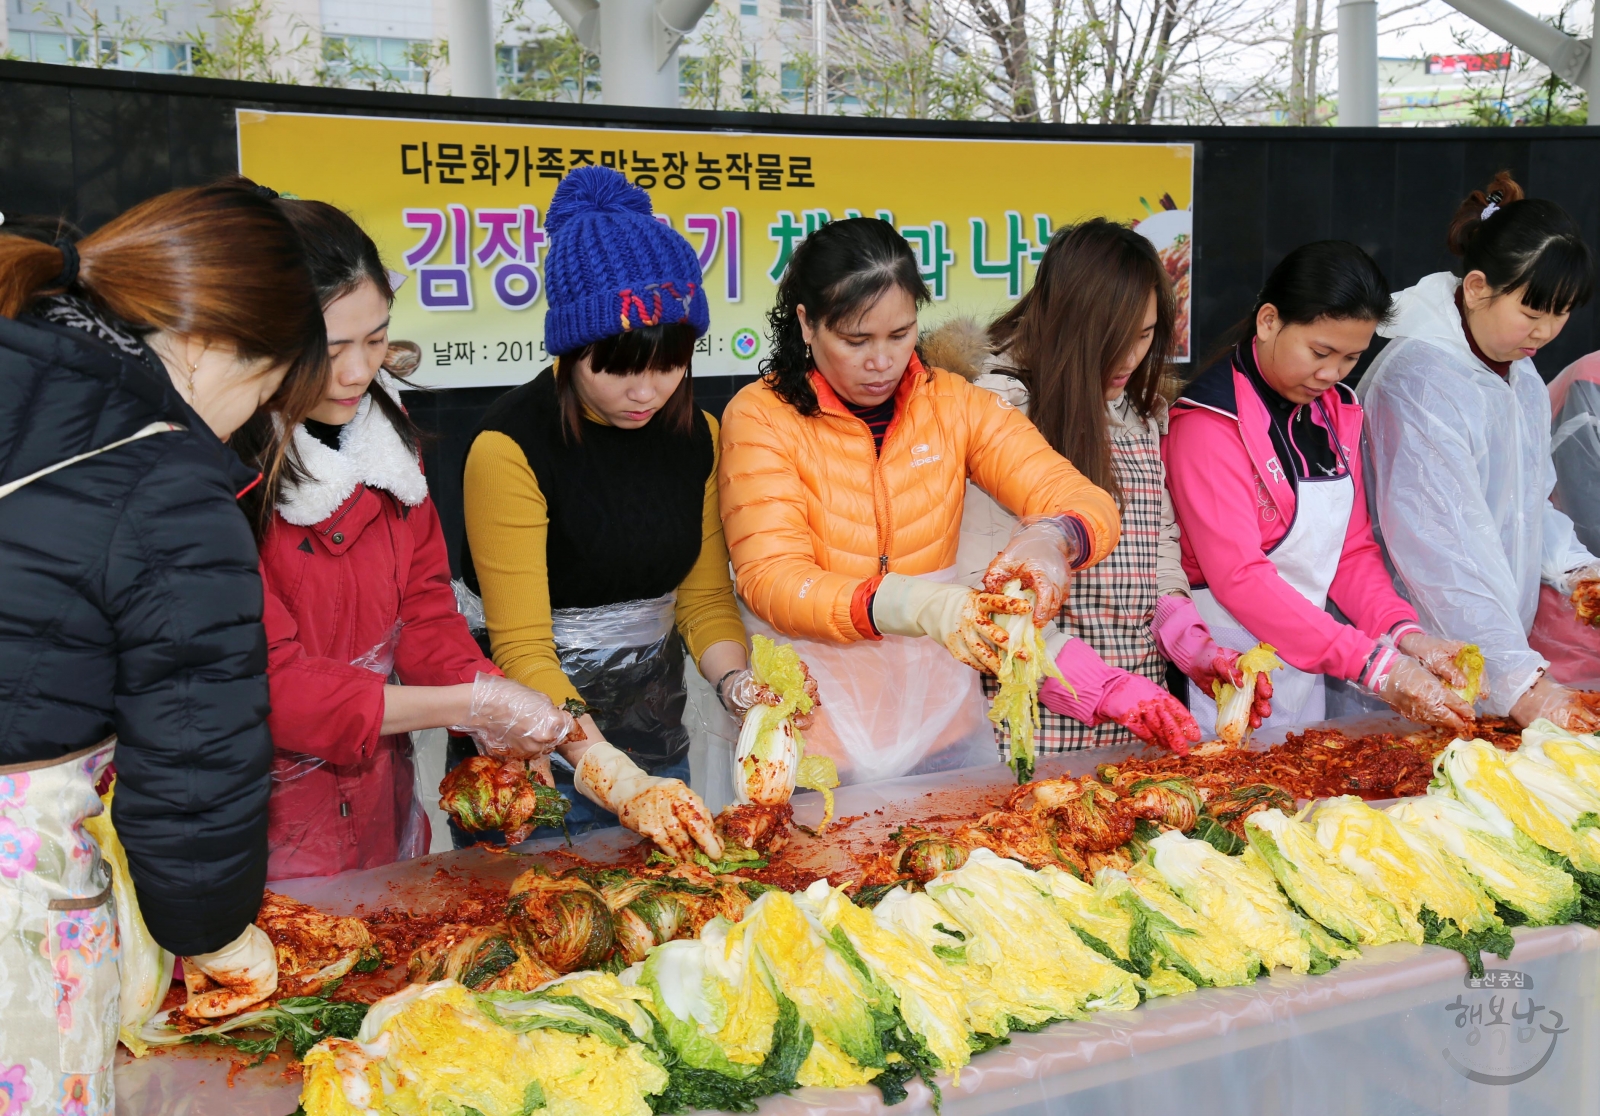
xmin=600 ymin=0 xmax=680 ymax=106
xmin=814 ymin=0 xmax=827 ymax=114
xmin=1589 ymin=0 xmax=1600 ymax=122
xmin=448 ymin=0 xmax=498 ymax=97
xmin=1336 ymin=0 xmax=1378 ymax=126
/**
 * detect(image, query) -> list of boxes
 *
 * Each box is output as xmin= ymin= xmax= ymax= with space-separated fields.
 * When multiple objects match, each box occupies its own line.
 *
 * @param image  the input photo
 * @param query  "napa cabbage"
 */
xmin=924 ymin=849 xmax=1140 ymax=1026
xmin=1244 ymin=808 xmax=1413 ymax=947
xmin=1147 ymin=829 xmax=1356 ymax=975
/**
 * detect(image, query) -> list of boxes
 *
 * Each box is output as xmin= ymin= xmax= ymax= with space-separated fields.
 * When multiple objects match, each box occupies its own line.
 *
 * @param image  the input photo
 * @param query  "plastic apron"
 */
xmin=740 ymin=567 xmax=995 ymax=787
xmin=267 ymin=618 xmax=430 ymax=879
xmin=1188 ymin=471 xmax=1356 ymax=734
xmin=551 ymin=591 xmax=689 ymax=772
xmin=0 ymin=742 xmax=120 ymax=1116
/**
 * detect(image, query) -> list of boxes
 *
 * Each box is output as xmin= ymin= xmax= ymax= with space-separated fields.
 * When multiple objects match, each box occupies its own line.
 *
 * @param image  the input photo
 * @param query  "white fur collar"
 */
xmin=277 ymin=383 xmax=428 ymax=527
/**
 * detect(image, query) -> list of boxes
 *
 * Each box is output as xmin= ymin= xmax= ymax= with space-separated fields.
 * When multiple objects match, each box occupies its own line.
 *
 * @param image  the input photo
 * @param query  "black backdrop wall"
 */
xmin=5 ymin=59 xmax=1599 ymax=572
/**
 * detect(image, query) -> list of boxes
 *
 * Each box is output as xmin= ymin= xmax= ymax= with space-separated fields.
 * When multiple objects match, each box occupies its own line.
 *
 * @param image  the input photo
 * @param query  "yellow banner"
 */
xmin=238 ymin=110 xmax=1193 ymax=388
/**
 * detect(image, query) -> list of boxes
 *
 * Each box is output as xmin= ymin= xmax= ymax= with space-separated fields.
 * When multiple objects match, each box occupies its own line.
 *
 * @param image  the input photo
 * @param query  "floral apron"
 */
xmin=984 ymin=416 xmax=1166 ymax=753
xmin=0 ymin=742 xmax=120 ymax=1116
xmin=0 ymin=418 xmax=175 ymax=1114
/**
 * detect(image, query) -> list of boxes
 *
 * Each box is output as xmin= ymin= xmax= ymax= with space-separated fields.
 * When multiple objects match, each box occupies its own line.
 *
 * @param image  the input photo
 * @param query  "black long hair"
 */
xmin=233 ymin=198 xmax=424 ymax=528
xmin=1209 ymin=240 xmax=1392 ymax=364
xmin=761 ymin=217 xmax=929 ymax=416
xmin=553 ymin=322 xmax=698 ymax=443
xmin=1446 ymin=170 xmax=1593 ymax=313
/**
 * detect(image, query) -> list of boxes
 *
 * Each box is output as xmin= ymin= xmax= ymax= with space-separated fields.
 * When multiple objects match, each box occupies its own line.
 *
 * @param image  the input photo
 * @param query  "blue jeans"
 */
xmin=444 ymin=736 xmax=690 ymax=849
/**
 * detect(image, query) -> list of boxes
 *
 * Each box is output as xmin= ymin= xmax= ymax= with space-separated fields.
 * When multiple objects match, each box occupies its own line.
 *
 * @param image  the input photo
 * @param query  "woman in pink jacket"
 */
xmin=1163 ymin=241 xmax=1476 ymax=734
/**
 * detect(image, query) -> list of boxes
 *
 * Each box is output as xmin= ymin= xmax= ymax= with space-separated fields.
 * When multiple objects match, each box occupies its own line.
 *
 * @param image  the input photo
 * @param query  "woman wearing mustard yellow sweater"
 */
xmin=459 ymin=167 xmax=760 ymax=858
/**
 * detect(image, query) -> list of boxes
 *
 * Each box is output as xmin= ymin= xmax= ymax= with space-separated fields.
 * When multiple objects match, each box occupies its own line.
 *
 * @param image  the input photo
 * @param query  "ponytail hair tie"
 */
xmin=1480 ymin=190 xmax=1505 ymax=221
xmin=53 ymin=237 xmax=80 ymax=289
xmin=252 ymin=183 xmax=281 ymax=200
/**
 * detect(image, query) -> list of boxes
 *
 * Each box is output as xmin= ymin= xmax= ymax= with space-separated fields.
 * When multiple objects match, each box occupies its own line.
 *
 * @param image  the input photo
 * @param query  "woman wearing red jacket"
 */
xmin=243 ymin=200 xmax=576 ymax=879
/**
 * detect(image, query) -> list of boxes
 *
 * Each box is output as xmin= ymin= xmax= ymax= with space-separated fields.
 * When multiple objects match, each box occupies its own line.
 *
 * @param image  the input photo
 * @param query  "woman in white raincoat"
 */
xmin=1360 ymin=172 xmax=1600 ymax=730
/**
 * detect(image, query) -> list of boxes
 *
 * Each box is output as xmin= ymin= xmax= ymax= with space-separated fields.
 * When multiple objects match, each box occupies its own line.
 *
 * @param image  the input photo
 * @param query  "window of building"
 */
xmin=323 ymin=34 xmax=431 ymax=85
xmin=16 ymin=30 xmax=190 ymax=72
xmin=740 ymin=0 xmax=758 ymax=15
xmin=780 ymin=62 xmax=806 ymax=99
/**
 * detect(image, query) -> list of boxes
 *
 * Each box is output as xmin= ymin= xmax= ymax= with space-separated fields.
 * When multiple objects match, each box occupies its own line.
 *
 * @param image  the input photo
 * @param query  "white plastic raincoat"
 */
xmin=1358 ymin=272 xmax=1598 ymax=715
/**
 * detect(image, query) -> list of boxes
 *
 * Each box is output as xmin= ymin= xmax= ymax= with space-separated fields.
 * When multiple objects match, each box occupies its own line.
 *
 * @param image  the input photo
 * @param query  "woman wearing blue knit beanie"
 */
xmin=457 ymin=167 xmax=801 ymax=859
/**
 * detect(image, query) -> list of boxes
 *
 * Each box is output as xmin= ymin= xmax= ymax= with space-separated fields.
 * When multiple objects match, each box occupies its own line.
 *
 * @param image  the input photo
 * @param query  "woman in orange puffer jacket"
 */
xmin=720 ymin=218 xmax=1120 ymax=785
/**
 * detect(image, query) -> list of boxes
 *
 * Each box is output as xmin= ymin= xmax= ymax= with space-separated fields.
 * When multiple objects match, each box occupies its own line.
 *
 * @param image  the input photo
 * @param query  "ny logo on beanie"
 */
xmin=543 ymin=166 xmax=710 ymax=358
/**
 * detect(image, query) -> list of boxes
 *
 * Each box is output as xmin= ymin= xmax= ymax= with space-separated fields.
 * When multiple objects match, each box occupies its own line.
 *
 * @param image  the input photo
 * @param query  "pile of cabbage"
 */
xmin=299 ymin=719 xmax=1600 ymax=1116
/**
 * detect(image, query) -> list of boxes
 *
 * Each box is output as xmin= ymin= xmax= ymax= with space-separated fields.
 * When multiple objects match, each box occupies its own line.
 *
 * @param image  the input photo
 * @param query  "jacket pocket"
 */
xmin=47 ymin=880 xmax=120 ymax=1074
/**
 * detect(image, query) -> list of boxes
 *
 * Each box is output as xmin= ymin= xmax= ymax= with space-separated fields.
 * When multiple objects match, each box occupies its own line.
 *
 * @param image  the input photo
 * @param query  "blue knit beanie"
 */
xmin=542 ymin=166 xmax=710 ymax=357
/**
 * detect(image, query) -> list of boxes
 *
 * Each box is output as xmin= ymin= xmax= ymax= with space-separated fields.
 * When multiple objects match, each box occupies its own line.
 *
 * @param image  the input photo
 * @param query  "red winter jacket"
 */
xmin=261 ymin=398 xmax=493 ymax=879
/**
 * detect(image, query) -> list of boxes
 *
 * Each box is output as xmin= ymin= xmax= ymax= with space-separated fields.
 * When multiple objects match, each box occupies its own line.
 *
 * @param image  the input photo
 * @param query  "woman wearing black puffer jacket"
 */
xmin=0 ymin=181 xmax=325 ymax=1112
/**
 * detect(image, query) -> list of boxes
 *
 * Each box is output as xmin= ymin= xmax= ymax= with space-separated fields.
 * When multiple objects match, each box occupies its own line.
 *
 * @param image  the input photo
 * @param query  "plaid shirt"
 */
xmin=988 ymin=414 xmax=1168 ymax=755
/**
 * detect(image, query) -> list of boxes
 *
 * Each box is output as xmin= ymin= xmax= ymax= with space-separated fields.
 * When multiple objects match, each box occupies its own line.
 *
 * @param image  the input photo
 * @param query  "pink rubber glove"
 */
xmin=1040 ymin=636 xmax=1201 ymax=755
xmin=1151 ymin=595 xmax=1273 ymax=729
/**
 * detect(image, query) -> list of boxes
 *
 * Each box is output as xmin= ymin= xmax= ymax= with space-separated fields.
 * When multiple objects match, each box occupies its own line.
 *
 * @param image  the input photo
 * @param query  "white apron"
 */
xmin=1188 ymin=471 xmax=1356 ymax=733
xmin=739 ymin=567 xmax=996 ymax=787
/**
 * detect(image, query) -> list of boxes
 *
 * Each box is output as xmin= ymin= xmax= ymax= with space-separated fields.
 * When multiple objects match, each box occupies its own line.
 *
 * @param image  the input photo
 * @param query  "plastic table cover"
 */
xmin=115 ymin=716 xmax=1600 ymax=1116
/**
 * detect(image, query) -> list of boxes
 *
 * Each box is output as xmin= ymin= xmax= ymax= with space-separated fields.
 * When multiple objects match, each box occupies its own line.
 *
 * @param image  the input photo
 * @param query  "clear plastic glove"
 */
xmin=574 ymin=740 xmax=723 ymax=860
xmin=1396 ymin=630 xmax=1477 ymax=695
xmin=872 ymin=573 xmax=1032 ymax=674
xmin=181 ymin=924 xmax=278 ymax=1020
xmin=1509 ymin=675 xmax=1600 ymax=732
xmin=718 ymin=662 xmax=821 ymax=729
xmin=1151 ymin=596 xmax=1274 ymax=728
xmin=982 ymin=515 xmax=1083 ymax=627
xmin=1570 ymin=573 xmax=1600 ymax=627
xmin=1370 ymin=653 xmax=1474 ymax=734
xmin=450 ymin=673 xmax=576 ymax=759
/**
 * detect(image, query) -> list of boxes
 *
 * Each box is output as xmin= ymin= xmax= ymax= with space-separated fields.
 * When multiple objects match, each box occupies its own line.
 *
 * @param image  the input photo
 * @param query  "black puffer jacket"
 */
xmin=0 ymin=305 xmax=272 ymax=957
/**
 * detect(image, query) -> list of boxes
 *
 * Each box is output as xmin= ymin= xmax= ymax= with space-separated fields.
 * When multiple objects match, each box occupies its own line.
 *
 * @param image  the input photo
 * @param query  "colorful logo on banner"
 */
xmin=238 ymin=111 xmax=1194 ymax=389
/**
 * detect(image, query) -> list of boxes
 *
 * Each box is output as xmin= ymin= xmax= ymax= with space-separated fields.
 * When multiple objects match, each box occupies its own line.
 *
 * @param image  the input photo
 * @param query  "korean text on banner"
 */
xmin=237 ymin=110 xmax=1194 ymax=389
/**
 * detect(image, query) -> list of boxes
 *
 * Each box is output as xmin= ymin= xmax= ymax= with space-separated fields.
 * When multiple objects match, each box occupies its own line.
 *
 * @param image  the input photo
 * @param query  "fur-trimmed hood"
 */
xmin=277 ymin=380 xmax=428 ymax=527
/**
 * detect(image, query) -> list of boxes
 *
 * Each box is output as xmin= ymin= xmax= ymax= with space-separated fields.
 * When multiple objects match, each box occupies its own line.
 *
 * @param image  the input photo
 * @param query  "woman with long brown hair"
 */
xmin=953 ymin=218 xmax=1263 ymax=754
xmin=0 ymin=179 xmax=327 ymax=1104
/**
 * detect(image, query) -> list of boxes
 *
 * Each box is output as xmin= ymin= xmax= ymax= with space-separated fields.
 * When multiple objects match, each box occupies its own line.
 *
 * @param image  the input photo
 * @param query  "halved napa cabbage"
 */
xmin=1387 ymin=796 xmax=1581 ymax=927
xmin=925 ymin=849 xmax=1140 ymax=1026
xmin=1244 ymin=808 xmax=1413 ymax=947
xmin=1148 ymin=829 xmax=1356 ymax=975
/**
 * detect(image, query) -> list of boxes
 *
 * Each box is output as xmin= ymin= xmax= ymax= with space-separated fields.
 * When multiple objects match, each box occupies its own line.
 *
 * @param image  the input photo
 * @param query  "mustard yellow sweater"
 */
xmin=463 ymin=410 xmax=746 ymax=704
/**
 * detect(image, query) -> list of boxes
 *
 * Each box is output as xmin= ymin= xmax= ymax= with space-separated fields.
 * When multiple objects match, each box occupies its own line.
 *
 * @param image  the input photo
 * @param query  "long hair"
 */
xmin=1446 ymin=170 xmax=1593 ymax=313
xmin=233 ymin=198 xmax=428 ymax=521
xmin=0 ymin=178 xmax=327 ymax=497
xmin=988 ymin=219 xmax=1174 ymax=506
xmin=761 ymin=218 xmax=930 ymax=416
xmin=553 ymin=322 xmax=698 ymax=443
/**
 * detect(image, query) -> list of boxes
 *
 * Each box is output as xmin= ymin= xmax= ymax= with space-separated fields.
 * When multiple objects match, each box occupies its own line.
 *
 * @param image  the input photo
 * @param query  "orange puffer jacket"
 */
xmin=719 ymin=356 xmax=1121 ymax=643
